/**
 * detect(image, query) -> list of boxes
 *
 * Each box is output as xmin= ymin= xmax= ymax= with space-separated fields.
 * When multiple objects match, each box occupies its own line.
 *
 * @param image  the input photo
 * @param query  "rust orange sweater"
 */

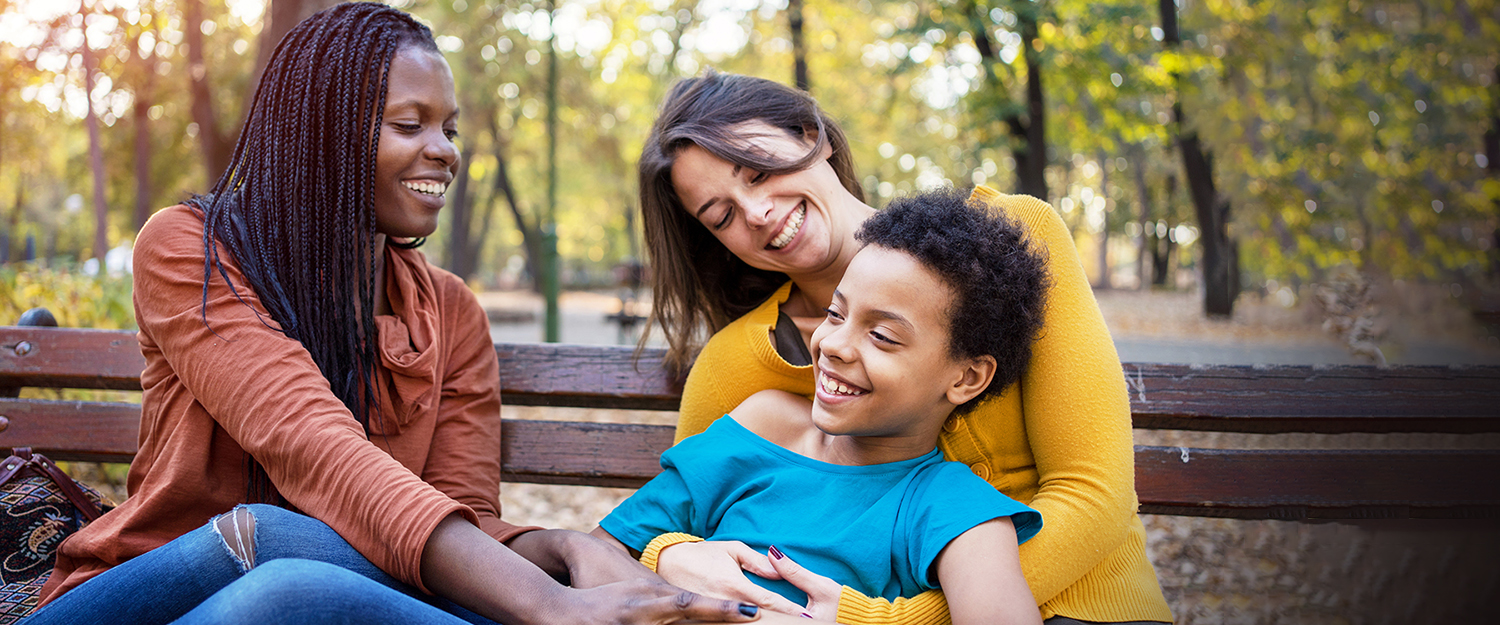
xmin=42 ymin=204 xmax=528 ymax=602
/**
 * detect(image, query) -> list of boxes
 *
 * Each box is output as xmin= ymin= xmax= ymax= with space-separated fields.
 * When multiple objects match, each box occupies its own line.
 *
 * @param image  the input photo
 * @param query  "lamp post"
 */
xmin=542 ymin=0 xmax=560 ymax=342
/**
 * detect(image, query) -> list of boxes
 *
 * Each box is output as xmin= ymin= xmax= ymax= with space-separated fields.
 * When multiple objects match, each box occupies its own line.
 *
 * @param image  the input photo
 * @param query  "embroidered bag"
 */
xmin=0 ymin=447 xmax=113 ymax=623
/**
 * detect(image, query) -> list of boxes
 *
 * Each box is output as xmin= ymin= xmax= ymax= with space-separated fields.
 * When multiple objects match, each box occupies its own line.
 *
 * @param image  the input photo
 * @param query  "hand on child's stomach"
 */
xmin=766 ymin=546 xmax=842 ymax=621
xmin=656 ymin=540 xmax=807 ymax=616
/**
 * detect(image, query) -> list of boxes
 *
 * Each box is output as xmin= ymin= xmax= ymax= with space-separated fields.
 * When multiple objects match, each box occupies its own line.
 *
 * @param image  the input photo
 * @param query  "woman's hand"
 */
xmin=766 ymin=547 xmax=842 ymax=621
xmin=424 ymin=515 xmax=763 ymax=625
xmin=507 ymin=528 xmax=661 ymax=588
xmin=567 ymin=531 xmax=669 ymax=588
xmin=655 ymin=540 xmax=806 ymax=616
xmin=567 ymin=578 xmax=765 ymax=624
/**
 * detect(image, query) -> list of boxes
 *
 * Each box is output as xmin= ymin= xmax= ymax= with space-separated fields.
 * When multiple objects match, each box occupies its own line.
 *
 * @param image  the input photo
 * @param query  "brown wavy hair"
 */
xmin=638 ymin=69 xmax=864 ymax=371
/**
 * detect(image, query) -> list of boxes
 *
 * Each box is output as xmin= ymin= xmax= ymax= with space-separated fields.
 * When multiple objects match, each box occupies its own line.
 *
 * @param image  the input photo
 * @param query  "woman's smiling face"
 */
xmin=670 ymin=122 xmax=860 ymax=278
xmin=372 ymin=45 xmax=460 ymax=240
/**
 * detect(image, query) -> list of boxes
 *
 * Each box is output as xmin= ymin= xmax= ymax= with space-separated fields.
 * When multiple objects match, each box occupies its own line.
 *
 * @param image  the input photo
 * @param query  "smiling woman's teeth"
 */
xmin=403 ymin=181 xmax=446 ymax=197
xmin=820 ymin=373 xmax=866 ymax=396
xmin=769 ymin=205 xmax=806 ymax=249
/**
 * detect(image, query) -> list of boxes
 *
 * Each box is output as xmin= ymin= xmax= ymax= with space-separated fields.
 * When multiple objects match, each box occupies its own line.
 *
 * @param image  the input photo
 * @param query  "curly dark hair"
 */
xmin=856 ymin=187 xmax=1050 ymax=414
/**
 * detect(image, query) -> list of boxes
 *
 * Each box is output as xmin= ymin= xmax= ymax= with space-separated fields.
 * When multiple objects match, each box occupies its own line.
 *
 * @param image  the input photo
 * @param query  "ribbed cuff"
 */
xmin=638 ymin=532 xmax=703 ymax=572
xmin=835 ymin=587 xmax=951 ymax=625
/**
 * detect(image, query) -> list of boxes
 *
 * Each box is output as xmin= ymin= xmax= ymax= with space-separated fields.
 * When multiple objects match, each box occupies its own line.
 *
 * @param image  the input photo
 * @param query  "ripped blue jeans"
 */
xmin=23 ymin=504 xmax=497 ymax=625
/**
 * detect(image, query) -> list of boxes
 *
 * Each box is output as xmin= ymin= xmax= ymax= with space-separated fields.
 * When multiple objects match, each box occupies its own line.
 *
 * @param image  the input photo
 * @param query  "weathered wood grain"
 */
xmin=0 ymin=327 xmax=144 ymax=392
xmin=6 ymin=328 xmax=1499 ymax=433
xmin=493 ymin=343 xmax=683 ymax=411
xmin=6 ymin=325 xmax=1500 ymax=520
xmin=1122 ymin=364 xmax=1500 ymax=433
xmin=1134 ymin=446 xmax=1500 ymax=519
xmin=3 ymin=404 xmax=1496 ymax=519
xmin=500 ymin=419 xmax=674 ymax=488
xmin=0 ymin=399 xmax=139 ymax=462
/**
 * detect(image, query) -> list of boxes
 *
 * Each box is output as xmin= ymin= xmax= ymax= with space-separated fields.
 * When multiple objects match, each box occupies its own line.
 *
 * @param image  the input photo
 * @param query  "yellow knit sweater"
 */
xmin=671 ymin=187 xmax=1173 ymax=624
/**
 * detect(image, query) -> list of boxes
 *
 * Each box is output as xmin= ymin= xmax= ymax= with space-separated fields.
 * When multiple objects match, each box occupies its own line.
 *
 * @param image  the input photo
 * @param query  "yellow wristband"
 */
xmin=638 ymin=532 xmax=704 ymax=572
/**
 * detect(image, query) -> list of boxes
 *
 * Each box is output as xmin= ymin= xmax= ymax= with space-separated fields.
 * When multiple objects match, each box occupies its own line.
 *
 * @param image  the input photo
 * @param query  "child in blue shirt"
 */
xmin=594 ymin=187 xmax=1051 ymax=625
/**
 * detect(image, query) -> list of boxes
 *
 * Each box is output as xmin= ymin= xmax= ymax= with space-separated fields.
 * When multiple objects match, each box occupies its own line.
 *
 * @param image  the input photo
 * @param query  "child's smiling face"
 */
xmin=809 ymin=244 xmax=994 ymax=444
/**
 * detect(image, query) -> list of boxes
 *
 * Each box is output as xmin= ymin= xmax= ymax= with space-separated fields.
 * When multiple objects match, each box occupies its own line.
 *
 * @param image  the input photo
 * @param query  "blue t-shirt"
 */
xmin=600 ymin=417 xmax=1042 ymax=604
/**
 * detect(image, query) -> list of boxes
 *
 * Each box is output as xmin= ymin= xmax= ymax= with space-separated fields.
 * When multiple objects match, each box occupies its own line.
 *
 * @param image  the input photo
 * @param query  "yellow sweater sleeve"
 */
xmin=836 ymin=588 xmax=951 ymax=625
xmin=676 ymin=282 xmax=811 ymax=443
xmin=976 ymin=188 xmax=1139 ymax=605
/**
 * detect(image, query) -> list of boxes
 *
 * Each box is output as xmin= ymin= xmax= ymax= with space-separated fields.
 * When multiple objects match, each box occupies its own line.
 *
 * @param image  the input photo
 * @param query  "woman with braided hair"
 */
xmin=24 ymin=4 xmax=765 ymax=624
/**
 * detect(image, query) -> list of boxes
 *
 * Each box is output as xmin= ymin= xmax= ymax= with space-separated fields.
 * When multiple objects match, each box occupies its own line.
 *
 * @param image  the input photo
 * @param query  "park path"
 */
xmin=478 ymin=288 xmax=1500 ymax=366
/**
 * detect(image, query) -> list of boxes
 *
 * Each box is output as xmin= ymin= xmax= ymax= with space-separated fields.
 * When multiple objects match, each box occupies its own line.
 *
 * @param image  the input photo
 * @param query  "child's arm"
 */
xmin=933 ymin=518 xmax=1041 ymax=625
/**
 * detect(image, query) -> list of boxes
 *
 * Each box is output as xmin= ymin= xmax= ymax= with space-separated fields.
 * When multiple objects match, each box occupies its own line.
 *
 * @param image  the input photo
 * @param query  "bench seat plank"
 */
xmin=0 ymin=398 xmax=139 ymax=462
xmin=501 ymin=425 xmax=1500 ymax=519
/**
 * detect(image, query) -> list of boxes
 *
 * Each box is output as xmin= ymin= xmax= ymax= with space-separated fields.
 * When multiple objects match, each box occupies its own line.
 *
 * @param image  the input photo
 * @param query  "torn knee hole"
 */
xmin=214 ymin=506 xmax=258 ymax=570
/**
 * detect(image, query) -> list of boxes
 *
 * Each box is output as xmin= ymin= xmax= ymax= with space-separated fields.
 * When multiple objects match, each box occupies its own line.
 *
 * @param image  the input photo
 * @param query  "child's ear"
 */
xmin=946 ymin=355 xmax=997 ymax=407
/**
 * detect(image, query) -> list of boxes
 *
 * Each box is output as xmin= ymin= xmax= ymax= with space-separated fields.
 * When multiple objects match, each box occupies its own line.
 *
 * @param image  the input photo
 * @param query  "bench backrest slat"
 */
xmin=0 ymin=328 xmax=143 ymax=392
xmin=501 ymin=420 xmax=675 ymax=489
xmin=1134 ymin=446 xmax=1500 ymax=520
xmin=5 ymin=325 xmax=1500 ymax=520
xmin=7 ymin=327 xmax=1498 ymax=433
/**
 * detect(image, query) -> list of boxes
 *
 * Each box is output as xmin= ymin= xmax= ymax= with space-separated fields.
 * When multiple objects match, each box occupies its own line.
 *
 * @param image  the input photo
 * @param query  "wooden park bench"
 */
xmin=3 ymin=314 xmax=1499 ymax=522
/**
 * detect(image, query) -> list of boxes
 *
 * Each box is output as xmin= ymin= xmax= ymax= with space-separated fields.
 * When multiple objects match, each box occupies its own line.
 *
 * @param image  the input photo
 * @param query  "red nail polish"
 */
xmin=768 ymin=545 xmax=785 ymax=560
xmin=802 ymin=613 xmax=813 ymax=619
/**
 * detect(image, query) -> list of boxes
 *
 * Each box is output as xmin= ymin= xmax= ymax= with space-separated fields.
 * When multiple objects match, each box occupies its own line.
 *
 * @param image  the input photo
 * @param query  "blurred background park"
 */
xmin=1 ymin=0 xmax=1498 ymax=622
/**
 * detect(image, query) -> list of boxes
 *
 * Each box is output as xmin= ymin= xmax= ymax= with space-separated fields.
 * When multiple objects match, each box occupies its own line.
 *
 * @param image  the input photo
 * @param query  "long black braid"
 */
xmin=188 ymin=2 xmax=438 ymax=505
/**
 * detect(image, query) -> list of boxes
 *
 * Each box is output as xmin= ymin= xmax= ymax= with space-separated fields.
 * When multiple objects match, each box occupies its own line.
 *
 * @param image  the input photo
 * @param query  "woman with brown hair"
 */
xmin=633 ymin=69 xmax=1174 ymax=625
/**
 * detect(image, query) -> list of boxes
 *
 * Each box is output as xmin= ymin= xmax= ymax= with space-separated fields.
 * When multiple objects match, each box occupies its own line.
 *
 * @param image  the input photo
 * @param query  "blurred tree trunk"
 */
xmin=1152 ymin=174 xmax=1179 ymax=287
xmin=489 ymin=116 xmax=540 ymax=292
xmin=130 ymin=21 xmax=158 ymax=231
xmin=1160 ymin=0 xmax=1234 ymax=316
xmin=969 ymin=2 xmax=1047 ymax=200
xmin=662 ymin=1 xmax=693 ymax=73
xmin=1095 ymin=149 xmax=1111 ymax=290
xmin=246 ymin=0 xmax=339 ymax=115
xmin=6 ymin=189 xmax=20 ymax=264
xmin=184 ymin=0 xmax=234 ymax=185
xmin=1129 ymin=145 xmax=1151 ymax=290
xmin=1488 ymin=65 xmax=1498 ymax=278
xmin=444 ymin=146 xmax=475 ymax=279
xmin=469 ymin=182 xmax=499 ymax=282
xmin=0 ymin=79 xmax=8 ymax=262
xmin=1007 ymin=9 xmax=1048 ymax=200
xmin=81 ymin=1 xmax=109 ymax=263
xmin=789 ymin=0 xmax=809 ymax=91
